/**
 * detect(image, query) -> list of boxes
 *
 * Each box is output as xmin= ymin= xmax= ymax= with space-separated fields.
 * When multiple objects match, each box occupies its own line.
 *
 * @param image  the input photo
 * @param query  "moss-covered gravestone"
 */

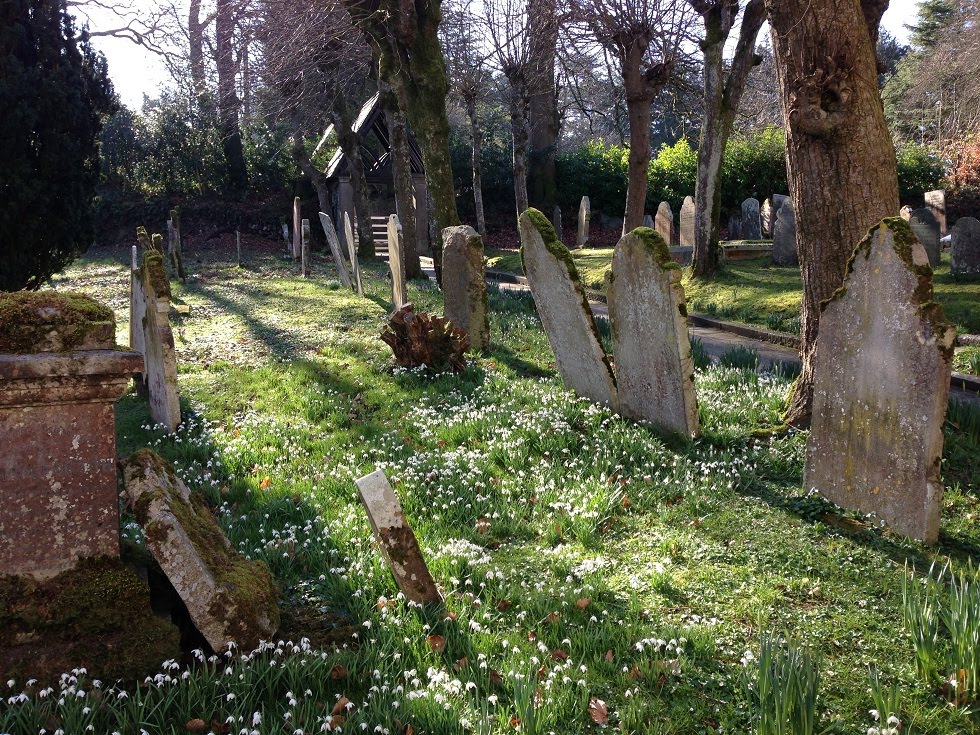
xmin=805 ymin=218 xmax=955 ymax=543
xmin=132 ymin=250 xmax=180 ymax=432
xmin=319 ymin=212 xmax=354 ymax=290
xmin=608 ymin=228 xmax=699 ymax=437
xmin=442 ymin=225 xmax=489 ymax=354
xmin=0 ymin=292 xmax=143 ymax=578
xmin=122 ymin=449 xmax=280 ymax=650
xmin=519 ymin=208 xmax=619 ymax=410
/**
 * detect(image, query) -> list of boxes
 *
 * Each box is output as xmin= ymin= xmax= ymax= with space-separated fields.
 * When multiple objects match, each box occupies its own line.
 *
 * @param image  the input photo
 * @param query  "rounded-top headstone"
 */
xmin=0 ymin=291 xmax=115 ymax=354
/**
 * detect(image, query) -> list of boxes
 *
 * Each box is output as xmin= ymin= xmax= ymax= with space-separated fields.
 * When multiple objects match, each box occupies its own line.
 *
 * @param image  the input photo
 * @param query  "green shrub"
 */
xmin=896 ymin=142 xmax=945 ymax=204
xmin=648 ymin=138 xmax=698 ymax=213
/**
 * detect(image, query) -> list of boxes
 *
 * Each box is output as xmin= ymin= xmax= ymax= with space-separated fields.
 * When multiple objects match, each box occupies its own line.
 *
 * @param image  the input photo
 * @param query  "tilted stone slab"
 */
xmin=679 ymin=196 xmax=695 ymax=247
xmin=608 ymin=228 xmax=699 ymax=436
xmin=772 ymin=201 xmax=798 ymax=266
xmin=576 ymin=196 xmax=590 ymax=248
xmin=442 ymin=224 xmax=489 ymax=353
xmin=519 ymin=208 xmax=618 ymax=409
xmin=318 ymin=212 xmax=353 ymax=290
xmin=345 ymin=212 xmax=364 ymax=296
xmin=805 ymin=218 xmax=955 ymax=543
xmin=909 ymin=207 xmax=940 ymax=267
xmin=742 ymin=198 xmax=762 ymax=240
xmin=388 ymin=214 xmax=407 ymax=310
xmin=122 ymin=449 xmax=280 ymax=650
xmin=656 ymin=201 xmax=673 ymax=245
xmin=139 ymin=251 xmax=180 ymax=432
xmin=951 ymin=217 xmax=980 ymax=277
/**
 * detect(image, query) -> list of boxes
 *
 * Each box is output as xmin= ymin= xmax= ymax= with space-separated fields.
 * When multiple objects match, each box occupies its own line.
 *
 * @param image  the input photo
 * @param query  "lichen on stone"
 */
xmin=628 ymin=226 xmax=680 ymax=271
xmin=142 ymin=250 xmax=172 ymax=300
xmin=0 ymin=291 xmax=115 ymax=353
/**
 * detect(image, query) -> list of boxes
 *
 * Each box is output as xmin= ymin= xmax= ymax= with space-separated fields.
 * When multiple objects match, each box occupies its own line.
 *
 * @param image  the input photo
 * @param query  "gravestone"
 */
xmin=168 ymin=208 xmax=186 ymax=281
xmin=909 ymin=208 xmax=941 ymax=267
xmin=951 ymin=217 xmax=980 ymax=276
xmin=761 ymin=199 xmax=773 ymax=237
xmin=643 ymin=214 xmax=654 ymax=229
xmin=728 ymin=213 xmax=742 ymax=240
xmin=292 ymin=197 xmax=301 ymax=259
xmin=679 ymin=196 xmax=695 ymax=247
xmin=442 ymin=225 xmax=490 ymax=353
xmin=122 ymin=449 xmax=280 ymax=649
xmin=741 ymin=198 xmax=762 ymax=240
xmin=552 ymin=205 xmax=562 ymax=237
xmin=344 ymin=212 xmax=364 ymax=296
xmin=805 ymin=218 xmax=954 ymax=543
xmin=355 ymin=470 xmax=442 ymax=607
xmin=130 ymin=245 xmax=145 ymax=364
xmin=656 ymin=201 xmax=673 ymax=245
xmin=518 ymin=208 xmax=618 ymax=409
xmin=900 ymin=205 xmax=913 ymax=221
xmin=925 ymin=189 xmax=947 ymax=234
xmin=301 ymin=218 xmax=311 ymax=277
xmin=281 ymin=223 xmax=290 ymax=251
xmin=771 ymin=193 xmax=789 ymax=230
xmin=772 ymin=201 xmax=798 ymax=266
xmin=318 ymin=212 xmax=354 ymax=290
xmin=608 ymin=228 xmax=699 ymax=436
xmin=387 ymin=214 xmax=407 ymax=310
xmin=0 ymin=292 xmax=142 ymax=578
xmin=137 ymin=250 xmax=181 ymax=432
xmin=576 ymin=196 xmax=591 ymax=248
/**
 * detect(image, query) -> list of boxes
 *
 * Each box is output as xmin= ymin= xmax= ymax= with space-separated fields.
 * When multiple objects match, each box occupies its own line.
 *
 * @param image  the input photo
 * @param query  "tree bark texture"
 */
xmin=291 ymin=131 xmax=331 ymax=215
xmin=526 ymin=0 xmax=559 ymax=212
xmin=507 ymin=70 xmax=530 ymax=220
xmin=622 ymin=52 xmax=653 ymax=232
xmin=384 ymin=92 xmax=423 ymax=278
xmin=216 ymin=0 xmax=248 ymax=192
xmin=766 ymin=0 xmax=900 ymax=426
xmin=188 ymin=0 xmax=208 ymax=111
xmin=465 ymin=95 xmax=487 ymax=237
xmin=331 ymin=87 xmax=376 ymax=260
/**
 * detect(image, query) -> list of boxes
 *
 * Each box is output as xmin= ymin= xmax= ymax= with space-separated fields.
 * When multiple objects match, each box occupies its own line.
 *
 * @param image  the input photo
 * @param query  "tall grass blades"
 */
xmin=744 ymin=632 xmax=821 ymax=735
xmin=946 ymin=398 xmax=980 ymax=446
xmin=902 ymin=561 xmax=943 ymax=686
xmin=690 ymin=337 xmax=712 ymax=369
xmin=867 ymin=668 xmax=904 ymax=735
xmin=720 ymin=345 xmax=760 ymax=371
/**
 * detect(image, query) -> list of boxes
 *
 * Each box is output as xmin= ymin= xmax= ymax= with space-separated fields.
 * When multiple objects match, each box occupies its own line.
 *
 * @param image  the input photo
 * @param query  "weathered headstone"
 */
xmin=642 ymin=214 xmax=654 ymax=229
xmin=805 ymin=218 xmax=955 ymax=543
xmin=518 ymin=208 xmax=618 ymax=409
xmin=139 ymin=250 xmax=181 ymax=432
xmin=608 ymin=228 xmax=699 ymax=436
xmin=168 ymin=208 xmax=186 ymax=281
xmin=355 ymin=470 xmax=442 ymax=607
xmin=281 ymin=223 xmax=290 ymax=251
xmin=122 ymin=449 xmax=280 ymax=649
xmin=679 ymin=196 xmax=695 ymax=247
xmin=301 ymin=218 xmax=311 ymax=278
xmin=728 ymin=213 xmax=742 ymax=240
xmin=130 ymin=245 xmax=145 ymax=361
xmin=900 ymin=205 xmax=913 ymax=221
xmin=741 ymin=198 xmax=762 ymax=240
xmin=552 ymin=205 xmax=562 ymax=237
xmin=318 ymin=212 xmax=354 ymax=290
xmin=0 ymin=292 xmax=142 ymax=578
xmin=576 ymin=196 xmax=591 ymax=248
xmin=387 ymin=214 xmax=407 ymax=310
xmin=344 ymin=212 xmax=364 ymax=296
xmin=442 ymin=224 xmax=490 ymax=353
xmin=292 ymin=197 xmax=302 ymax=259
xmin=771 ymin=193 xmax=789 ymax=230
xmin=761 ymin=199 xmax=773 ymax=237
xmin=909 ymin=208 xmax=941 ymax=267
xmin=655 ymin=201 xmax=673 ymax=245
xmin=772 ymin=201 xmax=798 ymax=266
xmin=951 ymin=217 xmax=980 ymax=276
xmin=925 ymin=189 xmax=947 ymax=234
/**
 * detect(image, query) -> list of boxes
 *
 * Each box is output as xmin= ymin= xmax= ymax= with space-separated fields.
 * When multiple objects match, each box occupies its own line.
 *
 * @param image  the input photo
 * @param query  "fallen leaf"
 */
xmin=621 ymin=495 xmax=631 ymax=509
xmin=490 ymin=669 xmax=503 ymax=688
xmin=527 ymin=630 xmax=537 ymax=642
xmin=454 ymin=656 xmax=469 ymax=672
xmin=259 ymin=476 xmax=271 ymax=489
xmin=475 ymin=517 xmax=492 ymax=534
xmin=551 ymin=649 xmax=568 ymax=661
xmin=330 ymin=663 xmax=348 ymax=680
xmin=604 ymin=649 xmax=615 ymax=662
xmin=427 ymin=634 xmax=446 ymax=653
xmin=546 ymin=611 xmax=560 ymax=624
xmin=536 ymin=664 xmax=547 ymax=680
xmin=185 ymin=719 xmax=207 ymax=734
xmin=576 ymin=597 xmax=592 ymax=609
xmin=331 ymin=696 xmax=351 ymax=716
xmin=496 ymin=599 xmax=512 ymax=612
xmin=588 ymin=696 xmax=608 ymax=725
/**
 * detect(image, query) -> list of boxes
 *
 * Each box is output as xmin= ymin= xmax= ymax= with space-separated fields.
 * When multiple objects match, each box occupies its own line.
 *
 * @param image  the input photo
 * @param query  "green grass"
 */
xmin=4 ymin=244 xmax=979 ymax=734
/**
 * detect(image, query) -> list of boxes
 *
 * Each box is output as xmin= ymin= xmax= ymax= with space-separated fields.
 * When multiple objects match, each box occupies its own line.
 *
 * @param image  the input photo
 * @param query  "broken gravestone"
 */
xmin=951 ymin=217 xmax=980 ymax=277
xmin=442 ymin=224 xmax=490 ymax=353
xmin=742 ymin=198 xmax=762 ymax=240
xmin=576 ymin=196 xmax=590 ymax=248
xmin=318 ymin=212 xmax=354 ymax=290
xmin=122 ymin=449 xmax=280 ymax=650
xmin=355 ymin=469 xmax=442 ymax=607
xmin=909 ymin=207 xmax=941 ymax=267
xmin=772 ymin=200 xmax=798 ymax=266
xmin=519 ymin=208 xmax=618 ymax=409
xmin=136 ymin=250 xmax=181 ymax=432
xmin=608 ymin=228 xmax=699 ymax=437
xmin=679 ymin=196 xmax=695 ymax=247
xmin=656 ymin=202 xmax=674 ymax=245
xmin=805 ymin=218 xmax=955 ymax=543
xmin=345 ymin=212 xmax=364 ymax=296
xmin=388 ymin=214 xmax=407 ymax=310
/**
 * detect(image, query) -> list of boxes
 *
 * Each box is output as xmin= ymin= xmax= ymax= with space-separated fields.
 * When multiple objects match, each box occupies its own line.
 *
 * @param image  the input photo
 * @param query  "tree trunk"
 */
xmin=384 ymin=92 xmax=423 ymax=278
xmin=331 ymin=89 xmax=375 ymax=260
xmin=216 ymin=0 xmax=248 ymax=192
xmin=766 ymin=0 xmax=900 ymax=426
xmin=465 ymin=95 xmax=487 ymax=238
xmin=526 ymin=0 xmax=559 ymax=211
xmin=508 ymin=73 xmax=530 ymax=220
xmin=188 ymin=0 xmax=208 ymax=111
xmin=622 ymin=65 xmax=652 ymax=232
xmin=291 ymin=127 xmax=331 ymax=214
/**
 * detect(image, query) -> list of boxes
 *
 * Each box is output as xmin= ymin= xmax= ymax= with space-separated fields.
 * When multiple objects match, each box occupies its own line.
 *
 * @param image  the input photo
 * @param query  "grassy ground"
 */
xmin=4 ymin=241 xmax=980 ymax=734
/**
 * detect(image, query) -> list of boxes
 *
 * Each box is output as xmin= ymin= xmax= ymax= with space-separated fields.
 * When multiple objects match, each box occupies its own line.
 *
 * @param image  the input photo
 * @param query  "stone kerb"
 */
xmin=442 ymin=224 xmax=490 ymax=353
xmin=0 ymin=292 xmax=143 ymax=579
xmin=519 ymin=208 xmax=618 ymax=410
xmin=804 ymin=218 xmax=955 ymax=543
xmin=608 ymin=228 xmax=699 ymax=437
xmin=388 ymin=214 xmax=407 ymax=310
xmin=139 ymin=251 xmax=181 ymax=432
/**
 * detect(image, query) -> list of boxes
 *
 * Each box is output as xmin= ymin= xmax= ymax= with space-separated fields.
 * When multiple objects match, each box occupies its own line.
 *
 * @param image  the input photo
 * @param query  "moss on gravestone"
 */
xmin=0 ymin=291 xmax=115 ymax=353
xmin=142 ymin=250 xmax=171 ymax=300
xmin=630 ymin=226 xmax=680 ymax=271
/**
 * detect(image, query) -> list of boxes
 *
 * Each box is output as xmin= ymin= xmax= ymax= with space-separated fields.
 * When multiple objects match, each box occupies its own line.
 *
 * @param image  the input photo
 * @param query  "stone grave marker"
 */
xmin=442 ymin=224 xmax=490 ymax=353
xmin=742 ymin=198 xmax=762 ymax=240
xmin=656 ymin=201 xmax=673 ymax=245
xmin=552 ymin=205 xmax=562 ymax=237
xmin=925 ymin=189 xmax=947 ymax=234
xmin=388 ymin=214 xmax=407 ymax=310
xmin=805 ymin=218 xmax=955 ymax=543
xmin=281 ymin=223 xmax=290 ymax=251
xmin=122 ymin=449 xmax=280 ymax=649
xmin=909 ymin=207 xmax=941 ymax=267
xmin=138 ymin=250 xmax=181 ymax=432
xmin=608 ymin=228 xmax=699 ymax=436
xmin=292 ymin=196 xmax=302 ymax=259
xmin=0 ymin=292 xmax=142 ymax=579
xmin=761 ymin=199 xmax=773 ymax=237
xmin=519 ymin=208 xmax=618 ymax=409
xmin=728 ymin=213 xmax=742 ymax=239
xmin=168 ymin=208 xmax=186 ymax=281
xmin=772 ymin=201 xmax=798 ymax=266
xmin=345 ymin=212 xmax=364 ymax=296
xmin=771 ymin=193 xmax=789 ymax=234
xmin=130 ymin=245 xmax=145 ymax=363
xmin=319 ymin=212 xmax=354 ymax=290
xmin=951 ymin=217 xmax=980 ymax=276
xmin=355 ymin=469 xmax=442 ymax=607
xmin=576 ymin=196 xmax=590 ymax=248
xmin=301 ymin=218 xmax=311 ymax=277
xmin=642 ymin=214 xmax=654 ymax=229
xmin=679 ymin=196 xmax=695 ymax=247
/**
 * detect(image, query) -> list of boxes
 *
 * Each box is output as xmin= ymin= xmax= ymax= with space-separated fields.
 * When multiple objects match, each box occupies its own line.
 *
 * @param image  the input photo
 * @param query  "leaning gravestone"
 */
xmin=576 ymin=196 xmax=591 ymax=248
xmin=122 ymin=449 xmax=280 ymax=649
xmin=951 ymin=217 xmax=980 ymax=276
xmin=909 ymin=208 xmax=941 ymax=267
xmin=925 ymin=189 xmax=947 ymax=234
xmin=318 ymin=212 xmax=354 ymax=290
xmin=679 ymin=196 xmax=695 ymax=247
xmin=344 ymin=212 xmax=364 ymax=296
xmin=552 ymin=205 xmax=563 ymax=237
xmin=442 ymin=225 xmax=490 ymax=353
xmin=656 ymin=202 xmax=673 ymax=245
xmin=519 ymin=208 xmax=618 ymax=409
xmin=136 ymin=250 xmax=181 ymax=432
xmin=805 ymin=218 xmax=955 ymax=543
xmin=761 ymin=199 xmax=773 ymax=237
xmin=742 ymin=198 xmax=762 ymax=240
xmin=772 ymin=201 xmax=798 ymax=266
xmin=387 ymin=214 xmax=407 ymax=310
xmin=608 ymin=228 xmax=699 ymax=436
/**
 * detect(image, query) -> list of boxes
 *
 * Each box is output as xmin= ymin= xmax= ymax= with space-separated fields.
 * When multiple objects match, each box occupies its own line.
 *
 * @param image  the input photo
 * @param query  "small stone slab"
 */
xmin=679 ymin=196 xmax=695 ymax=247
xmin=318 ymin=212 xmax=354 ymax=290
xmin=388 ymin=214 xmax=407 ymax=310
xmin=909 ymin=207 xmax=940 ymax=267
xmin=761 ymin=199 xmax=773 ymax=237
xmin=442 ymin=224 xmax=490 ymax=353
xmin=576 ymin=196 xmax=590 ymax=248
xmin=355 ymin=470 xmax=442 ymax=607
xmin=951 ymin=217 xmax=980 ymax=277
xmin=741 ymin=198 xmax=762 ymax=240
xmin=805 ymin=218 xmax=955 ymax=543
xmin=292 ymin=196 xmax=302 ymax=259
xmin=655 ymin=201 xmax=673 ymax=245
xmin=139 ymin=251 xmax=180 ymax=432
xmin=519 ymin=208 xmax=618 ymax=409
xmin=642 ymin=214 xmax=654 ymax=228
xmin=345 ymin=212 xmax=364 ymax=296
xmin=122 ymin=449 xmax=280 ymax=650
xmin=608 ymin=228 xmax=699 ymax=436
xmin=772 ymin=201 xmax=798 ymax=266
